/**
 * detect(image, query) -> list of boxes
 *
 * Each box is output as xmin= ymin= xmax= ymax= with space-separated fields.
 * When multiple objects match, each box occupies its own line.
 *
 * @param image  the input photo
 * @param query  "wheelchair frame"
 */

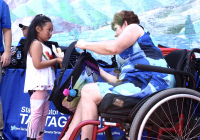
xmin=58 ymin=48 xmax=200 ymax=140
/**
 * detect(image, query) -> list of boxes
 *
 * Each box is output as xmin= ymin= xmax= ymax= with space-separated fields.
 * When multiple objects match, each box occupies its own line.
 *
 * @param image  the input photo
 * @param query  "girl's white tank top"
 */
xmin=24 ymin=42 xmax=55 ymax=93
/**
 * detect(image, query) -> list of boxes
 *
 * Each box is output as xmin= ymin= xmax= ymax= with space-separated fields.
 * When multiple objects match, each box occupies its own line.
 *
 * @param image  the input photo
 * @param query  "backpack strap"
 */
xmin=49 ymin=41 xmax=77 ymax=101
xmin=62 ymin=41 xmax=78 ymax=71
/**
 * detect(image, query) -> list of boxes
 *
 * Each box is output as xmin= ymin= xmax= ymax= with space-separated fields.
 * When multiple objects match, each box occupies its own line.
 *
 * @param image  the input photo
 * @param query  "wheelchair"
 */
xmin=58 ymin=48 xmax=200 ymax=140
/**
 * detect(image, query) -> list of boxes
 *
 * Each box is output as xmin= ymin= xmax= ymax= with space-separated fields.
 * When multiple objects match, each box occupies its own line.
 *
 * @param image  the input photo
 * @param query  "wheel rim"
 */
xmin=137 ymin=94 xmax=200 ymax=140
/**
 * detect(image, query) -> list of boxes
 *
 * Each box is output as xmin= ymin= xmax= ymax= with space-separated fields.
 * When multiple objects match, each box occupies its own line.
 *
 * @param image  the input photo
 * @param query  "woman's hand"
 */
xmin=75 ymin=39 xmax=86 ymax=50
xmin=99 ymin=68 xmax=118 ymax=83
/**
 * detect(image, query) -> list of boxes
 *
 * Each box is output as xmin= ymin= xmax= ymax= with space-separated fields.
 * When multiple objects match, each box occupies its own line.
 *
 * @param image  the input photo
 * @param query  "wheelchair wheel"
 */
xmin=129 ymin=88 xmax=200 ymax=140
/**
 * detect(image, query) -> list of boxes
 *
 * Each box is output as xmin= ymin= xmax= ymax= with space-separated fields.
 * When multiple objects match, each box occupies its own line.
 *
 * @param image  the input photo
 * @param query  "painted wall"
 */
xmin=5 ymin=0 xmax=200 ymax=62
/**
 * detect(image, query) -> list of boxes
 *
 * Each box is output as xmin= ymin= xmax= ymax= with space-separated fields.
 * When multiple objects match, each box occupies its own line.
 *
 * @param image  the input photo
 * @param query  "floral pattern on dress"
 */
xmin=42 ymin=51 xmax=54 ymax=69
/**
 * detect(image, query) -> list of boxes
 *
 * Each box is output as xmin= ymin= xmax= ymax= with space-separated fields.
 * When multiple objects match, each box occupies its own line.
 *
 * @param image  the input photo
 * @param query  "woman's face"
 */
xmin=113 ymin=23 xmax=125 ymax=37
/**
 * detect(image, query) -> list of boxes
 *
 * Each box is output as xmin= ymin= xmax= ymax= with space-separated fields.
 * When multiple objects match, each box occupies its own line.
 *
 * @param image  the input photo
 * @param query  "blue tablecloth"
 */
xmin=0 ymin=68 xmax=123 ymax=140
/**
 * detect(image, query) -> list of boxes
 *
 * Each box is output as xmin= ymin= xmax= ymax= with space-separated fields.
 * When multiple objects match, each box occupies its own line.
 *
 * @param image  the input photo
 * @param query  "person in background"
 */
xmin=62 ymin=10 xmax=175 ymax=140
xmin=23 ymin=14 xmax=62 ymax=140
xmin=17 ymin=21 xmax=30 ymax=46
xmin=0 ymin=0 xmax=12 ymax=139
xmin=11 ymin=20 xmax=30 ymax=55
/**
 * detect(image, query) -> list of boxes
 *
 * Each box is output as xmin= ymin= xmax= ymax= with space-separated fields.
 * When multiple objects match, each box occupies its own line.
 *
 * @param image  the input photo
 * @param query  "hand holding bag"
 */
xmin=49 ymin=41 xmax=100 ymax=114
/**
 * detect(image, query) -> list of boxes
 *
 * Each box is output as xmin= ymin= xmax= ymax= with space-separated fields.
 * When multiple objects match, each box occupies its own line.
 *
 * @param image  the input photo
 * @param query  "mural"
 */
xmin=5 ymin=0 xmax=200 ymax=63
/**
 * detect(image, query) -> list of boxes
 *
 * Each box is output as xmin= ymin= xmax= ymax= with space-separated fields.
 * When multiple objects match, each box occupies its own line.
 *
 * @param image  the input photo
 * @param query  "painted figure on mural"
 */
xmin=61 ymin=10 xmax=176 ymax=140
xmin=184 ymin=15 xmax=196 ymax=39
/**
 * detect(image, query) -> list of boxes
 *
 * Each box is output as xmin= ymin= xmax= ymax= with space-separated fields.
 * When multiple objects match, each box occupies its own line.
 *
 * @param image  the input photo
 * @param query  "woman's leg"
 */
xmin=27 ymin=90 xmax=48 ymax=140
xmin=61 ymin=83 xmax=102 ymax=140
xmin=80 ymin=83 xmax=102 ymax=140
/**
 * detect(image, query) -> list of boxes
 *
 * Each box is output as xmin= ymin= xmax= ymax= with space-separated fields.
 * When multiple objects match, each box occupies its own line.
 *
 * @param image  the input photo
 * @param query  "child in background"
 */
xmin=23 ymin=14 xmax=62 ymax=140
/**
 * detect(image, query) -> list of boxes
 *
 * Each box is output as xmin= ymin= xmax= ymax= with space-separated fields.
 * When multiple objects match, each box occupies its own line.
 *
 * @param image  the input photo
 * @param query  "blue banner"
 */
xmin=0 ymin=69 xmax=124 ymax=140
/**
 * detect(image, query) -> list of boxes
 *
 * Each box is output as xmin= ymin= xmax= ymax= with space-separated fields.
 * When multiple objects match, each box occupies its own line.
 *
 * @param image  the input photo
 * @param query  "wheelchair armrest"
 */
xmin=135 ymin=64 xmax=196 ymax=89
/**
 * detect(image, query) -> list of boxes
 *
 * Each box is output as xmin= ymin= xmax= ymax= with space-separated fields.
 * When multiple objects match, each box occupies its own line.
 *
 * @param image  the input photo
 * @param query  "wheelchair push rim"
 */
xmin=130 ymin=88 xmax=200 ymax=140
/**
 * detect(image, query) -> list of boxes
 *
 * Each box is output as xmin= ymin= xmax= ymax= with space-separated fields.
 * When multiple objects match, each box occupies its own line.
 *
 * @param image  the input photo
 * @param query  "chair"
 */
xmin=164 ymin=49 xmax=188 ymax=87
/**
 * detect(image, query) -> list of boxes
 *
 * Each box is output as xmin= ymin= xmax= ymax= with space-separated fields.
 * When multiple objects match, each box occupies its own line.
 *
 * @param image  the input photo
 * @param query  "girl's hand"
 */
xmin=56 ymin=57 xmax=63 ymax=64
xmin=75 ymin=39 xmax=86 ymax=50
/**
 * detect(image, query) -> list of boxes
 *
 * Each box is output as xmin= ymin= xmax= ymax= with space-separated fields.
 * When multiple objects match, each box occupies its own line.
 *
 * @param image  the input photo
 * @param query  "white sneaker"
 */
xmin=0 ymin=136 xmax=4 ymax=140
xmin=0 ymin=131 xmax=4 ymax=140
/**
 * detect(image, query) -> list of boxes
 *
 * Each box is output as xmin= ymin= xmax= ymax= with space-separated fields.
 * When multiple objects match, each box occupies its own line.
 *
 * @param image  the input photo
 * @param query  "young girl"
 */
xmin=23 ymin=14 xmax=62 ymax=140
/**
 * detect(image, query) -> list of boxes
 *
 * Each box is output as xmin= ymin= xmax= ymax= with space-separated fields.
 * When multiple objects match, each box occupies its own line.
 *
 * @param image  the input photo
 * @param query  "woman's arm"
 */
xmin=75 ymin=24 xmax=143 ymax=55
xmin=30 ymin=40 xmax=62 ymax=69
xmin=99 ymin=68 xmax=118 ymax=83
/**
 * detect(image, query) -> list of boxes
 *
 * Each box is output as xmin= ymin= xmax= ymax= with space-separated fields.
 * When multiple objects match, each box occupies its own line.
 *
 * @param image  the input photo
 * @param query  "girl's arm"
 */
xmin=99 ymin=68 xmax=118 ymax=83
xmin=30 ymin=40 xmax=62 ymax=69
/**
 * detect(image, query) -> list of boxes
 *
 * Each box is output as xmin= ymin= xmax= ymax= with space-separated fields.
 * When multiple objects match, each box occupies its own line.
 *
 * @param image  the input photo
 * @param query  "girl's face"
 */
xmin=36 ymin=21 xmax=53 ymax=42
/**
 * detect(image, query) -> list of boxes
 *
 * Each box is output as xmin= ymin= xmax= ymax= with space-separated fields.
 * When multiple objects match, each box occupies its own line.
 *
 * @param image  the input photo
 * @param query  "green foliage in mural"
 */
xmin=25 ymin=6 xmax=37 ymax=16
xmin=59 ymin=1 xmax=85 ymax=25
xmin=10 ymin=10 xmax=18 ymax=21
xmin=69 ymin=28 xmax=80 ymax=40
xmin=79 ymin=0 xmax=110 ymax=29
xmin=166 ymin=24 xmax=185 ymax=34
xmin=180 ymin=4 xmax=192 ymax=12
xmin=157 ymin=9 xmax=172 ymax=18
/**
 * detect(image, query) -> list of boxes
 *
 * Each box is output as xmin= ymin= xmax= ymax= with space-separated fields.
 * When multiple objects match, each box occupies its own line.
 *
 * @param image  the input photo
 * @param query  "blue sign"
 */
xmin=0 ymin=69 xmax=123 ymax=140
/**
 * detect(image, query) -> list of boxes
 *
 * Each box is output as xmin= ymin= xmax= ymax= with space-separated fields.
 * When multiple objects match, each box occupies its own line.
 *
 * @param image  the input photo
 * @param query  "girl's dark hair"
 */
xmin=23 ymin=14 xmax=52 ymax=59
xmin=111 ymin=10 xmax=140 ymax=30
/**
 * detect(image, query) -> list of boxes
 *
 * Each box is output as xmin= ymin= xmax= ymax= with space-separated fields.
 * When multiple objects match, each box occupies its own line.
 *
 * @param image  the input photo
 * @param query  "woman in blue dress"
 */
xmin=62 ymin=10 xmax=175 ymax=140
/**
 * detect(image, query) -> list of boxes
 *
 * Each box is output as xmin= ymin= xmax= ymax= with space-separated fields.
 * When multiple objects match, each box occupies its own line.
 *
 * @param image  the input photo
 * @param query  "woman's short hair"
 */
xmin=111 ymin=10 xmax=140 ymax=30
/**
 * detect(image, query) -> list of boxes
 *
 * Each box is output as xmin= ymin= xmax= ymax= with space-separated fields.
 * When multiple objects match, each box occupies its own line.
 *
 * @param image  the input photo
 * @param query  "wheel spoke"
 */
xmin=182 ymin=98 xmax=194 ymax=136
xmin=183 ymin=99 xmax=200 ymax=139
xmin=130 ymin=89 xmax=200 ymax=140
xmin=160 ymin=104 xmax=179 ymax=137
xmin=188 ymin=130 xmax=200 ymax=140
xmin=143 ymin=125 xmax=175 ymax=140
xmin=151 ymin=110 xmax=174 ymax=136
xmin=167 ymin=101 xmax=175 ymax=131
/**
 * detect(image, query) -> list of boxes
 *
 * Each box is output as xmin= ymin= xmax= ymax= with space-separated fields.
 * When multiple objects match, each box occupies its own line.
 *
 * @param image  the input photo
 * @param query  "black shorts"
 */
xmin=28 ymin=90 xmax=36 ymax=96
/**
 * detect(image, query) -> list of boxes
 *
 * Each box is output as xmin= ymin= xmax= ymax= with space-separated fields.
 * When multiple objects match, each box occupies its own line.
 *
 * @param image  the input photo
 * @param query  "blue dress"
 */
xmin=97 ymin=26 xmax=175 ymax=98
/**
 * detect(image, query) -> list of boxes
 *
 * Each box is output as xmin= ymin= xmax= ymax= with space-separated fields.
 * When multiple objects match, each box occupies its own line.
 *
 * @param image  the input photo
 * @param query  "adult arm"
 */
xmin=76 ymin=24 xmax=144 ymax=82
xmin=30 ymin=40 xmax=62 ymax=69
xmin=75 ymin=24 xmax=143 ymax=55
xmin=1 ymin=28 xmax=11 ymax=67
